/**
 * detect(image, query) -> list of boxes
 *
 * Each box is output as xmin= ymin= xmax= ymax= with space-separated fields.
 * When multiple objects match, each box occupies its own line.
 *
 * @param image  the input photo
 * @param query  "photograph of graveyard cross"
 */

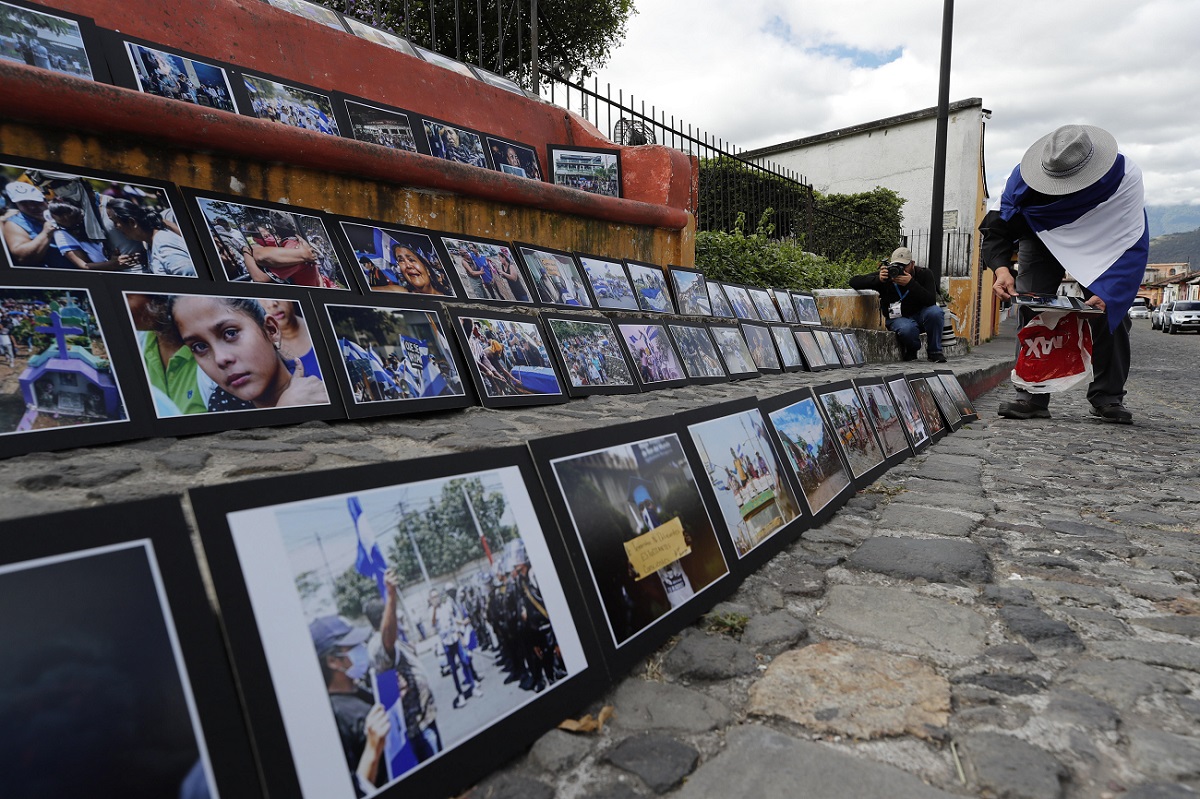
xmin=618 ymin=323 xmax=684 ymax=385
xmin=126 ymin=42 xmax=237 ymax=112
xmin=243 ymin=75 xmax=340 ymax=135
xmin=550 ymin=149 xmax=619 ymax=197
xmin=441 ymin=237 xmax=533 ymax=303
xmin=459 ymin=316 xmax=561 ymax=398
xmin=0 ymin=288 xmax=126 ymax=435
xmin=818 ymin=387 xmax=885 ymax=479
xmin=887 ymin=376 xmax=929 ymax=448
xmin=0 ymin=0 xmax=92 ymax=78
xmin=346 ymin=100 xmax=419 ymax=152
xmin=909 ymin=378 xmax=946 ymax=436
xmin=858 ymin=383 xmax=909 ymax=457
xmin=518 ymin=247 xmax=592 ymax=308
xmin=341 ymin=223 xmax=454 ymax=296
xmin=329 ymin=305 xmax=464 ymax=403
xmin=578 ymin=256 xmax=637 ymax=311
xmin=768 ymin=396 xmax=851 ymax=516
xmin=546 ymin=318 xmax=634 ymax=389
xmin=278 ymin=471 xmax=575 ymax=792
xmin=687 ymin=409 xmax=802 ymax=557
xmin=626 ymin=264 xmax=673 ymax=313
xmin=550 ymin=434 xmax=728 ymax=646
xmin=668 ymin=325 xmax=724 ymax=380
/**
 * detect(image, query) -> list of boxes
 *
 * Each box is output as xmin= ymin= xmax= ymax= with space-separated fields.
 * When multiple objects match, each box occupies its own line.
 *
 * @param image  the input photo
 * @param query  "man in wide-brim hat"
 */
xmin=980 ymin=123 xmax=1148 ymax=424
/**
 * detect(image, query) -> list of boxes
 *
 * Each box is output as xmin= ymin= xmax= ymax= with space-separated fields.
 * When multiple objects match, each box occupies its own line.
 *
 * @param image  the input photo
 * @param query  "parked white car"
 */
xmin=1165 ymin=300 xmax=1200 ymax=334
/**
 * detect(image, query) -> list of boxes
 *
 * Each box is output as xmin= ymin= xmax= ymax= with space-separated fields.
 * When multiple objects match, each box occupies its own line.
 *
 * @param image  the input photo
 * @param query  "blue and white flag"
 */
xmin=1000 ymin=154 xmax=1148 ymax=331
xmin=348 ymin=496 xmax=388 ymax=598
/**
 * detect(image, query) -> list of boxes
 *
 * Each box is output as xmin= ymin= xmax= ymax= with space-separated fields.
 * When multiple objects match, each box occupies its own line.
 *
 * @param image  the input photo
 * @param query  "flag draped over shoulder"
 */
xmin=1000 ymin=154 xmax=1149 ymax=332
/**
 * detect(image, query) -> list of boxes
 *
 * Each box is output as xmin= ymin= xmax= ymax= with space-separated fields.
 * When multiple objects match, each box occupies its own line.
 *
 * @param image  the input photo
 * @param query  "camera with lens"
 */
xmin=883 ymin=260 xmax=905 ymax=280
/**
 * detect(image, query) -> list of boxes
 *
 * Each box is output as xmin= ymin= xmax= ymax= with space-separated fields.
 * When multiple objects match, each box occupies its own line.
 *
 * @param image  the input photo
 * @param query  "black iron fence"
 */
xmin=903 ymin=228 xmax=974 ymax=278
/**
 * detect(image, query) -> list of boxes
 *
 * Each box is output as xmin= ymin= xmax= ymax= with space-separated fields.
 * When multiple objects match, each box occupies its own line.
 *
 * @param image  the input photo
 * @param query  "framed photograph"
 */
xmin=907 ymin=375 xmax=948 ymax=443
xmin=547 ymin=145 xmax=621 ymax=198
xmin=791 ymin=292 xmax=823 ymax=326
xmin=624 ymin=260 xmax=675 ymax=314
xmin=575 ymin=253 xmax=637 ymax=311
xmin=236 ymin=72 xmax=341 ymax=136
xmin=117 ymin=284 xmax=340 ymax=430
xmin=190 ymin=448 xmax=605 ymax=799
xmin=529 ymin=418 xmax=733 ymax=671
xmin=339 ymin=96 xmax=423 ymax=154
xmin=760 ymin=387 xmax=855 ymax=523
xmin=0 ymin=498 xmax=262 ymax=799
xmin=854 ymin=377 xmax=913 ymax=464
xmin=720 ymin=283 xmax=759 ymax=320
xmin=515 ymin=243 xmax=594 ymax=308
xmin=471 ymin=65 xmax=525 ymax=95
xmin=421 ymin=116 xmax=490 ymax=169
xmin=678 ymin=398 xmax=806 ymax=570
xmin=413 ymin=44 xmax=478 ymax=79
xmin=265 ymin=0 xmax=347 ymax=30
xmin=705 ymin=280 xmax=736 ymax=319
xmin=0 ymin=280 xmax=145 ymax=458
xmin=666 ymin=322 xmax=727 ymax=385
xmin=486 ymin=136 xmax=544 ymax=180
xmin=811 ymin=328 xmax=842 ymax=368
xmin=935 ymin=369 xmax=979 ymax=422
xmin=707 ymin=323 xmax=759 ymax=380
xmin=922 ymin=369 xmax=964 ymax=432
xmin=342 ymin=16 xmax=419 ymax=57
xmin=0 ymin=0 xmax=105 ymax=82
xmin=830 ymin=330 xmax=856 ymax=367
xmin=438 ymin=233 xmax=533 ymax=305
xmin=885 ymin=373 xmax=931 ymax=454
xmin=318 ymin=299 xmax=471 ymax=417
xmin=667 ymin=266 xmax=711 ymax=317
xmin=334 ymin=217 xmax=456 ymax=297
xmin=747 ymin=286 xmax=782 ymax=322
xmin=773 ymin=288 xmax=799 ymax=323
xmin=1 ymin=156 xmax=206 ymax=278
xmin=614 ymin=318 xmax=688 ymax=390
xmin=814 ymin=380 xmax=888 ymax=487
xmin=185 ymin=190 xmax=354 ymax=290
xmin=740 ymin=321 xmax=782 ymax=374
xmin=770 ymin=324 xmax=804 ymax=372
xmin=541 ymin=312 xmax=638 ymax=397
xmin=844 ymin=331 xmax=867 ymax=365
xmin=105 ymin=35 xmax=239 ymax=114
xmin=445 ymin=308 xmax=566 ymax=408
xmin=792 ymin=328 xmax=831 ymax=372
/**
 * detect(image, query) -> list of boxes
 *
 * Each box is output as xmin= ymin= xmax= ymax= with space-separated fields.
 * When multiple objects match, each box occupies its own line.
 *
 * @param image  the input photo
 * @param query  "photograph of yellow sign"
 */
xmin=624 ymin=517 xmax=691 ymax=580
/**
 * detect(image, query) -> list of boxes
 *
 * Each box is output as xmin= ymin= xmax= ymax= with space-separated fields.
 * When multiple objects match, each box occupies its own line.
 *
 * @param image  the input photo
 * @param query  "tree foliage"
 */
xmin=697 ymin=157 xmax=810 ymax=241
xmin=810 ymin=186 xmax=906 ymax=264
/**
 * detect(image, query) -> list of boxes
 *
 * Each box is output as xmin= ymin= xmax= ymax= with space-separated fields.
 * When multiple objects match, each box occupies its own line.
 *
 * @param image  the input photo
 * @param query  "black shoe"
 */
xmin=997 ymin=400 xmax=1051 ymax=420
xmin=929 ymin=351 xmax=948 ymax=363
xmin=1090 ymin=403 xmax=1132 ymax=424
xmin=902 ymin=350 xmax=919 ymax=362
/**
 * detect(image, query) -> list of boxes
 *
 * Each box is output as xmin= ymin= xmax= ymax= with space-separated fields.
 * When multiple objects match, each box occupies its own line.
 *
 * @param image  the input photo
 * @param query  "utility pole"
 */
xmin=928 ymin=0 xmax=955 ymax=285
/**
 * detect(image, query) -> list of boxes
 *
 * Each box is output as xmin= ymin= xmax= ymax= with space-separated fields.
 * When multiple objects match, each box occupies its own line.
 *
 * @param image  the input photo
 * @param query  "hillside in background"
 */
xmin=1148 ymin=228 xmax=1199 ymax=268
xmin=1147 ymin=205 xmax=1200 ymax=237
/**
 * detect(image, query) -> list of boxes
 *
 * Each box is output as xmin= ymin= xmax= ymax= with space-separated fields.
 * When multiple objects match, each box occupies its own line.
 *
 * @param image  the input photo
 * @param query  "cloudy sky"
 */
xmin=588 ymin=0 xmax=1200 ymax=209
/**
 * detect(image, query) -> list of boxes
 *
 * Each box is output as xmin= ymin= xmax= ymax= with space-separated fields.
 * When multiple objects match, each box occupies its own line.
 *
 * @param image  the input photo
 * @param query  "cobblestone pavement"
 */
xmin=470 ymin=320 xmax=1200 ymax=799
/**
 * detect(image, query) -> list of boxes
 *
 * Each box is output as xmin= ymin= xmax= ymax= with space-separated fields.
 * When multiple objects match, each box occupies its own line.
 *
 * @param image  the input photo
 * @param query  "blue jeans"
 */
xmin=887 ymin=304 xmax=944 ymax=356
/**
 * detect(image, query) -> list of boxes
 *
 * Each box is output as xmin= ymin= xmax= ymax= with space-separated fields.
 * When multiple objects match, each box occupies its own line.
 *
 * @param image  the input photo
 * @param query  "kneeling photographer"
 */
xmin=849 ymin=246 xmax=946 ymax=363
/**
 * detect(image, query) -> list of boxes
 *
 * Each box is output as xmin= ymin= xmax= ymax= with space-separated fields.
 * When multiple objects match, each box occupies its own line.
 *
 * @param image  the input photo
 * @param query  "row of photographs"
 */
xmin=0 ymin=0 xmax=623 ymax=196
xmin=2 ymin=375 xmax=979 ymax=799
xmin=0 ymin=275 xmax=847 ymax=458
xmin=0 ymin=154 xmax=812 ymax=325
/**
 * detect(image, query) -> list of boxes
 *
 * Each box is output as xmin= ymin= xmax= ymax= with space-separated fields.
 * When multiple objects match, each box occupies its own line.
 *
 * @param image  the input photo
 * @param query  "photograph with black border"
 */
xmin=0 ymin=0 xmax=107 ymax=82
xmin=342 ymin=16 xmax=419 ymax=56
xmin=811 ymin=328 xmax=842 ymax=368
xmin=102 ymin=33 xmax=239 ymax=114
xmin=792 ymin=328 xmax=830 ymax=372
xmin=885 ymin=372 xmax=931 ymax=453
xmin=705 ymin=280 xmax=736 ymax=319
xmin=471 ymin=65 xmax=525 ymax=95
xmin=421 ymin=115 xmax=490 ymax=170
xmin=624 ymin=260 xmax=675 ymax=314
xmin=515 ymin=242 xmax=594 ymax=308
xmin=445 ymin=307 xmax=566 ymax=408
xmin=614 ymin=316 xmax=688 ymax=390
xmin=575 ymin=253 xmax=637 ymax=311
xmin=184 ymin=189 xmax=355 ymax=290
xmin=814 ymin=379 xmax=888 ymax=487
xmin=189 ymin=448 xmax=604 ymax=799
xmin=667 ymin=265 xmax=711 ymax=317
xmin=0 ymin=497 xmax=263 ymax=799
xmin=791 ymin=291 xmax=823 ymax=325
xmin=759 ymin=387 xmax=854 ymax=523
xmin=234 ymin=71 xmax=341 ymax=136
xmin=829 ymin=330 xmax=856 ymax=367
xmin=265 ymin=0 xmax=348 ymax=31
xmin=740 ymin=321 xmax=782 ymax=374
xmin=337 ymin=94 xmax=424 ymax=154
xmin=529 ymin=418 xmax=732 ymax=672
xmin=333 ymin=216 xmax=457 ymax=297
xmin=935 ymin=368 xmax=979 ymax=422
xmin=720 ymin=282 xmax=758 ymax=320
xmin=844 ymin=330 xmax=867 ymax=365
xmin=746 ymin=286 xmax=782 ymax=322
xmin=922 ymin=368 xmax=964 ymax=431
xmin=666 ymin=321 xmax=727 ymax=385
xmin=317 ymin=298 xmax=472 ymax=418
xmin=413 ymin=44 xmax=478 ymax=79
xmin=1 ymin=154 xmax=208 ymax=279
xmin=438 ymin=233 xmax=533 ymax=305
xmin=769 ymin=323 xmax=804 ymax=372
xmin=486 ymin=136 xmax=544 ymax=181
xmin=907 ymin=374 xmax=948 ymax=443
xmin=707 ymin=322 xmax=759 ymax=379
xmin=773 ymin=288 xmax=799 ymax=323
xmin=853 ymin=376 xmax=913 ymax=464
xmin=541 ymin=312 xmax=637 ymax=397
xmin=547 ymin=145 xmax=621 ymax=198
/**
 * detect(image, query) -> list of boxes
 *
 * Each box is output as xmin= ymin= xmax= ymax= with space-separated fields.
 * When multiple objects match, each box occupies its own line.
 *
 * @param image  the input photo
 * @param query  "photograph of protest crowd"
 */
xmin=686 ymin=408 xmax=802 ymax=558
xmin=667 ymin=324 xmax=725 ymax=382
xmin=747 ymin=287 xmax=781 ymax=322
xmin=792 ymin=292 xmax=823 ymax=325
xmin=344 ymin=16 xmax=418 ymax=56
xmin=123 ymin=292 xmax=330 ymax=417
xmin=937 ymin=371 xmax=978 ymax=421
xmin=0 ymin=287 xmax=128 ymax=439
xmin=266 ymin=0 xmax=346 ymax=30
xmin=341 ymin=222 xmax=454 ymax=296
xmin=577 ymin=255 xmax=638 ymax=311
xmin=742 ymin=323 xmax=781 ymax=373
xmin=813 ymin=329 xmax=841 ymax=367
xmin=0 ymin=540 xmax=220 ymax=799
xmin=487 ymin=138 xmax=543 ymax=180
xmin=767 ymin=393 xmax=852 ymax=516
xmin=452 ymin=313 xmax=563 ymax=404
xmin=242 ymin=74 xmax=340 ymax=135
xmin=816 ymin=385 xmax=885 ymax=480
xmin=706 ymin=281 xmax=735 ymax=318
xmin=424 ymin=120 xmax=489 ymax=169
xmin=857 ymin=381 xmax=911 ymax=458
xmin=124 ymin=41 xmax=237 ymax=112
xmin=0 ymin=0 xmax=93 ymax=79
xmin=543 ymin=317 xmax=635 ymax=395
xmin=668 ymin=268 xmax=711 ymax=316
xmin=908 ymin=376 xmax=946 ymax=438
xmin=1 ymin=162 xmax=200 ymax=277
xmin=221 ymin=464 xmax=588 ymax=797
xmin=721 ymin=284 xmax=758 ymax=320
xmin=517 ymin=246 xmax=592 ymax=308
xmin=774 ymin=289 xmax=799 ymax=323
xmin=193 ymin=196 xmax=351 ymax=288
xmin=548 ymin=146 xmax=620 ymax=197
xmin=617 ymin=322 xmax=685 ymax=387
xmin=770 ymin=325 xmax=804 ymax=370
xmin=793 ymin=329 xmax=828 ymax=370
xmin=441 ymin=236 xmax=533 ymax=304
xmin=326 ymin=304 xmax=466 ymax=407
xmin=886 ymin=375 xmax=930 ymax=450
xmin=625 ymin=262 xmax=674 ymax=314
xmin=345 ymin=99 xmax=420 ymax=152
xmin=708 ymin=324 xmax=758 ymax=377
xmin=546 ymin=433 xmax=728 ymax=646
xmin=925 ymin=372 xmax=963 ymax=430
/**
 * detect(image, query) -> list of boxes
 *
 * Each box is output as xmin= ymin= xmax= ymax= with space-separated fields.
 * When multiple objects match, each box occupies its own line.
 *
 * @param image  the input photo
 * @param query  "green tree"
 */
xmin=333 ymin=565 xmax=378 ymax=620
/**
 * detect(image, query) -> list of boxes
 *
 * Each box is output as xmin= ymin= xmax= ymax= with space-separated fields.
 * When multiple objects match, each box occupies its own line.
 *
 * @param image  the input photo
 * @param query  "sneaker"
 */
xmin=902 ymin=350 xmax=919 ymax=362
xmin=1090 ymin=403 xmax=1132 ymax=424
xmin=929 ymin=351 xmax=948 ymax=363
xmin=997 ymin=399 xmax=1051 ymax=420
